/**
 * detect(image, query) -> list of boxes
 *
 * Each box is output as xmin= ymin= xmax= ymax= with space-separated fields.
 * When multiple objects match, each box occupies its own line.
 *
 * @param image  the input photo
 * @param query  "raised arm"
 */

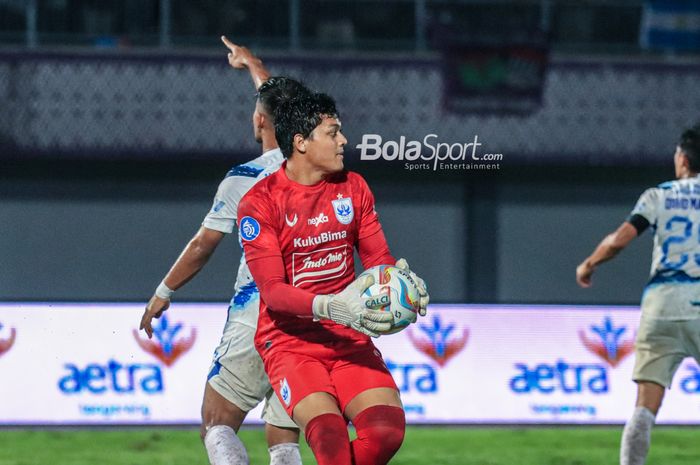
xmin=221 ymin=35 xmax=271 ymax=90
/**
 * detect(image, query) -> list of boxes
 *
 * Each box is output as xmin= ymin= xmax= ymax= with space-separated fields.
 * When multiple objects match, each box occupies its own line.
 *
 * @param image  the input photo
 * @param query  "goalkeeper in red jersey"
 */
xmin=237 ymin=92 xmax=429 ymax=465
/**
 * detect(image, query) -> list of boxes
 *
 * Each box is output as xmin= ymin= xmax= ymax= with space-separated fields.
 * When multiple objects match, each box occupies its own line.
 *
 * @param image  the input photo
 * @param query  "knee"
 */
xmin=265 ymin=423 xmax=300 ymax=447
xmin=201 ymin=408 xmax=244 ymax=443
xmin=200 ymin=386 xmax=247 ymax=442
xmin=636 ymin=381 xmax=665 ymax=415
xmin=201 ymin=409 xmax=246 ymax=444
xmin=374 ymin=409 xmax=405 ymax=456
xmin=353 ymin=405 xmax=405 ymax=464
xmin=383 ymin=419 xmax=405 ymax=452
xmin=371 ymin=422 xmax=404 ymax=460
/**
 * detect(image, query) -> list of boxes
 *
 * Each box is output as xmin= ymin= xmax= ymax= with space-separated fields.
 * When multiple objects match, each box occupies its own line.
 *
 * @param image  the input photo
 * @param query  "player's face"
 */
xmin=305 ymin=116 xmax=347 ymax=173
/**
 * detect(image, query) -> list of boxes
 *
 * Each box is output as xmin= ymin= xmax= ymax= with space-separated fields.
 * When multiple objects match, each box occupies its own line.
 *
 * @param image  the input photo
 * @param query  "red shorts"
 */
xmin=263 ymin=341 xmax=398 ymax=417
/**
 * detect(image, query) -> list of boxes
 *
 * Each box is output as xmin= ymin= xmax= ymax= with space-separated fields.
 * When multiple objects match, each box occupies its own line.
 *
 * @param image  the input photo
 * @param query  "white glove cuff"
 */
xmin=311 ymin=295 xmax=330 ymax=321
xmin=155 ymin=281 xmax=174 ymax=300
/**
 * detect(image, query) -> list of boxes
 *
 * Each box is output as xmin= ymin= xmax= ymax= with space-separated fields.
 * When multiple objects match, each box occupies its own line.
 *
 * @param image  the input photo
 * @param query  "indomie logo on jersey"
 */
xmin=292 ymin=245 xmax=348 ymax=286
xmin=578 ymin=316 xmax=634 ymax=367
xmin=0 ymin=322 xmax=16 ymax=358
xmin=408 ymin=315 xmax=469 ymax=367
xmin=132 ymin=314 xmax=196 ymax=367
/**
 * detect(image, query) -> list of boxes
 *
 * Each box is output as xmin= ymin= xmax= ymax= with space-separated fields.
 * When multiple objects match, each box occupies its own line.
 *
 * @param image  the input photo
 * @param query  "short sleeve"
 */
xmin=202 ymin=176 xmax=257 ymax=233
xmin=629 ymin=188 xmax=659 ymax=227
xmin=354 ymin=174 xmax=383 ymax=240
xmin=237 ymin=191 xmax=283 ymax=261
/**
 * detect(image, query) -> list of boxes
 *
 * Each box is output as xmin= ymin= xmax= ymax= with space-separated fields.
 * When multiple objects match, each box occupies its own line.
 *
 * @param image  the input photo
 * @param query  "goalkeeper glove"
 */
xmin=312 ymin=274 xmax=393 ymax=337
xmin=395 ymin=258 xmax=429 ymax=316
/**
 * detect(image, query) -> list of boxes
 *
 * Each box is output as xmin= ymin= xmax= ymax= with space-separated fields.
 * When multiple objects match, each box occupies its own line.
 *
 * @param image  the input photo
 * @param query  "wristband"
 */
xmin=155 ymin=281 xmax=174 ymax=300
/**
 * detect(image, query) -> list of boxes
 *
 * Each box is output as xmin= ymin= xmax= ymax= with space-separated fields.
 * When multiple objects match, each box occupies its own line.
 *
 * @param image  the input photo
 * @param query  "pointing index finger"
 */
xmin=221 ymin=35 xmax=235 ymax=50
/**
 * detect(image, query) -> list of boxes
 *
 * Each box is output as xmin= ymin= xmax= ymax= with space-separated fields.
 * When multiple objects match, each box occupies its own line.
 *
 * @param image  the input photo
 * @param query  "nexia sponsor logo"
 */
xmin=308 ymin=213 xmax=329 ymax=227
xmin=58 ymin=359 xmax=163 ymax=394
xmin=385 ymin=359 xmax=437 ymax=393
xmin=357 ymin=134 xmax=502 ymax=171
xmin=509 ymin=360 xmax=608 ymax=394
xmin=293 ymin=230 xmax=347 ymax=248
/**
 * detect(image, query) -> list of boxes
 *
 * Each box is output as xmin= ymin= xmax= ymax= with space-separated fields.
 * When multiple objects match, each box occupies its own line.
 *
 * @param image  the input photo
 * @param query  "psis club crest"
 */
xmin=0 ymin=322 xmax=16 ymax=358
xmin=408 ymin=314 xmax=469 ymax=367
xmin=579 ymin=316 xmax=634 ymax=367
xmin=332 ymin=195 xmax=354 ymax=225
xmin=133 ymin=314 xmax=196 ymax=367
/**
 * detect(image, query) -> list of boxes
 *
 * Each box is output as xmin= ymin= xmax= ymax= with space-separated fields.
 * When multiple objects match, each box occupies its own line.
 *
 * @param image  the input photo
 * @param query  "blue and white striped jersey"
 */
xmin=632 ymin=175 xmax=700 ymax=286
xmin=202 ymin=148 xmax=284 ymax=326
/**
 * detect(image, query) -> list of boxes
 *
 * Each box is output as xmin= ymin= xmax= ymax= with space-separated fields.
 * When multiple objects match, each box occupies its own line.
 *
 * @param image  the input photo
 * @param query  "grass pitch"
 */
xmin=0 ymin=426 xmax=698 ymax=464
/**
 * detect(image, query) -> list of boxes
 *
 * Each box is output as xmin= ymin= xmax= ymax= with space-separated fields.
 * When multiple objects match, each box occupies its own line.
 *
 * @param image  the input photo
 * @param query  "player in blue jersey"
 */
xmin=576 ymin=124 xmax=700 ymax=465
xmin=140 ymin=38 xmax=309 ymax=465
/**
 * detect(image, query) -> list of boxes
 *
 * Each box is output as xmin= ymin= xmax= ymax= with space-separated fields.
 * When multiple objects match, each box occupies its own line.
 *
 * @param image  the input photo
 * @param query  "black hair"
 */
xmin=273 ymin=92 xmax=339 ymax=158
xmin=256 ymin=76 xmax=310 ymax=119
xmin=679 ymin=124 xmax=700 ymax=173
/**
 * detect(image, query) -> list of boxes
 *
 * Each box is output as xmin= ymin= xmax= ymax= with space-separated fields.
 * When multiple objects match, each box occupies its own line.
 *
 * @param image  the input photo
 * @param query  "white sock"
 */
xmin=620 ymin=406 xmax=656 ymax=465
xmin=204 ymin=425 xmax=249 ymax=465
xmin=268 ymin=443 xmax=302 ymax=465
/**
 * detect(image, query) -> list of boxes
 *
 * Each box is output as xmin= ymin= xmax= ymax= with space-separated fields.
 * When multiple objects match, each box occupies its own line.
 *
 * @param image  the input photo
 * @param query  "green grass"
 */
xmin=0 ymin=426 xmax=698 ymax=464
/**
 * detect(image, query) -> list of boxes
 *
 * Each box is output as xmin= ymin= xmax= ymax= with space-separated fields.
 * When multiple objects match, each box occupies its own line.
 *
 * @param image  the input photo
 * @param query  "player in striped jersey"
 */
xmin=140 ymin=39 xmax=309 ymax=465
xmin=576 ymin=124 xmax=700 ymax=465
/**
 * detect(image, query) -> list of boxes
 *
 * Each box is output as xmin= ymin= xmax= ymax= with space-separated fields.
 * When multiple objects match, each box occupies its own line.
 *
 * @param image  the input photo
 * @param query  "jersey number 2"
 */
xmin=662 ymin=215 xmax=700 ymax=269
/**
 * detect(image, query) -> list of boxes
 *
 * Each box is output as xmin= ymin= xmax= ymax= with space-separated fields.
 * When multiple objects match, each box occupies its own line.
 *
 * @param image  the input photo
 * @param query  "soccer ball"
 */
xmin=360 ymin=264 xmax=421 ymax=334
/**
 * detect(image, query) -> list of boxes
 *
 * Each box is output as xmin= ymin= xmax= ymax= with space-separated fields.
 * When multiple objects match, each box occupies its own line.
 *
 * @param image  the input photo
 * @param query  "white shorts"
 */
xmin=632 ymin=316 xmax=700 ymax=388
xmin=207 ymin=306 xmax=296 ymax=428
xmin=640 ymin=282 xmax=700 ymax=320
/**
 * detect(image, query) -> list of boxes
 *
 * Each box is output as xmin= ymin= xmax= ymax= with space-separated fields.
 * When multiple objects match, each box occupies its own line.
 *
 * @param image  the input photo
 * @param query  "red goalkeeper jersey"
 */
xmin=237 ymin=163 xmax=393 ymax=356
